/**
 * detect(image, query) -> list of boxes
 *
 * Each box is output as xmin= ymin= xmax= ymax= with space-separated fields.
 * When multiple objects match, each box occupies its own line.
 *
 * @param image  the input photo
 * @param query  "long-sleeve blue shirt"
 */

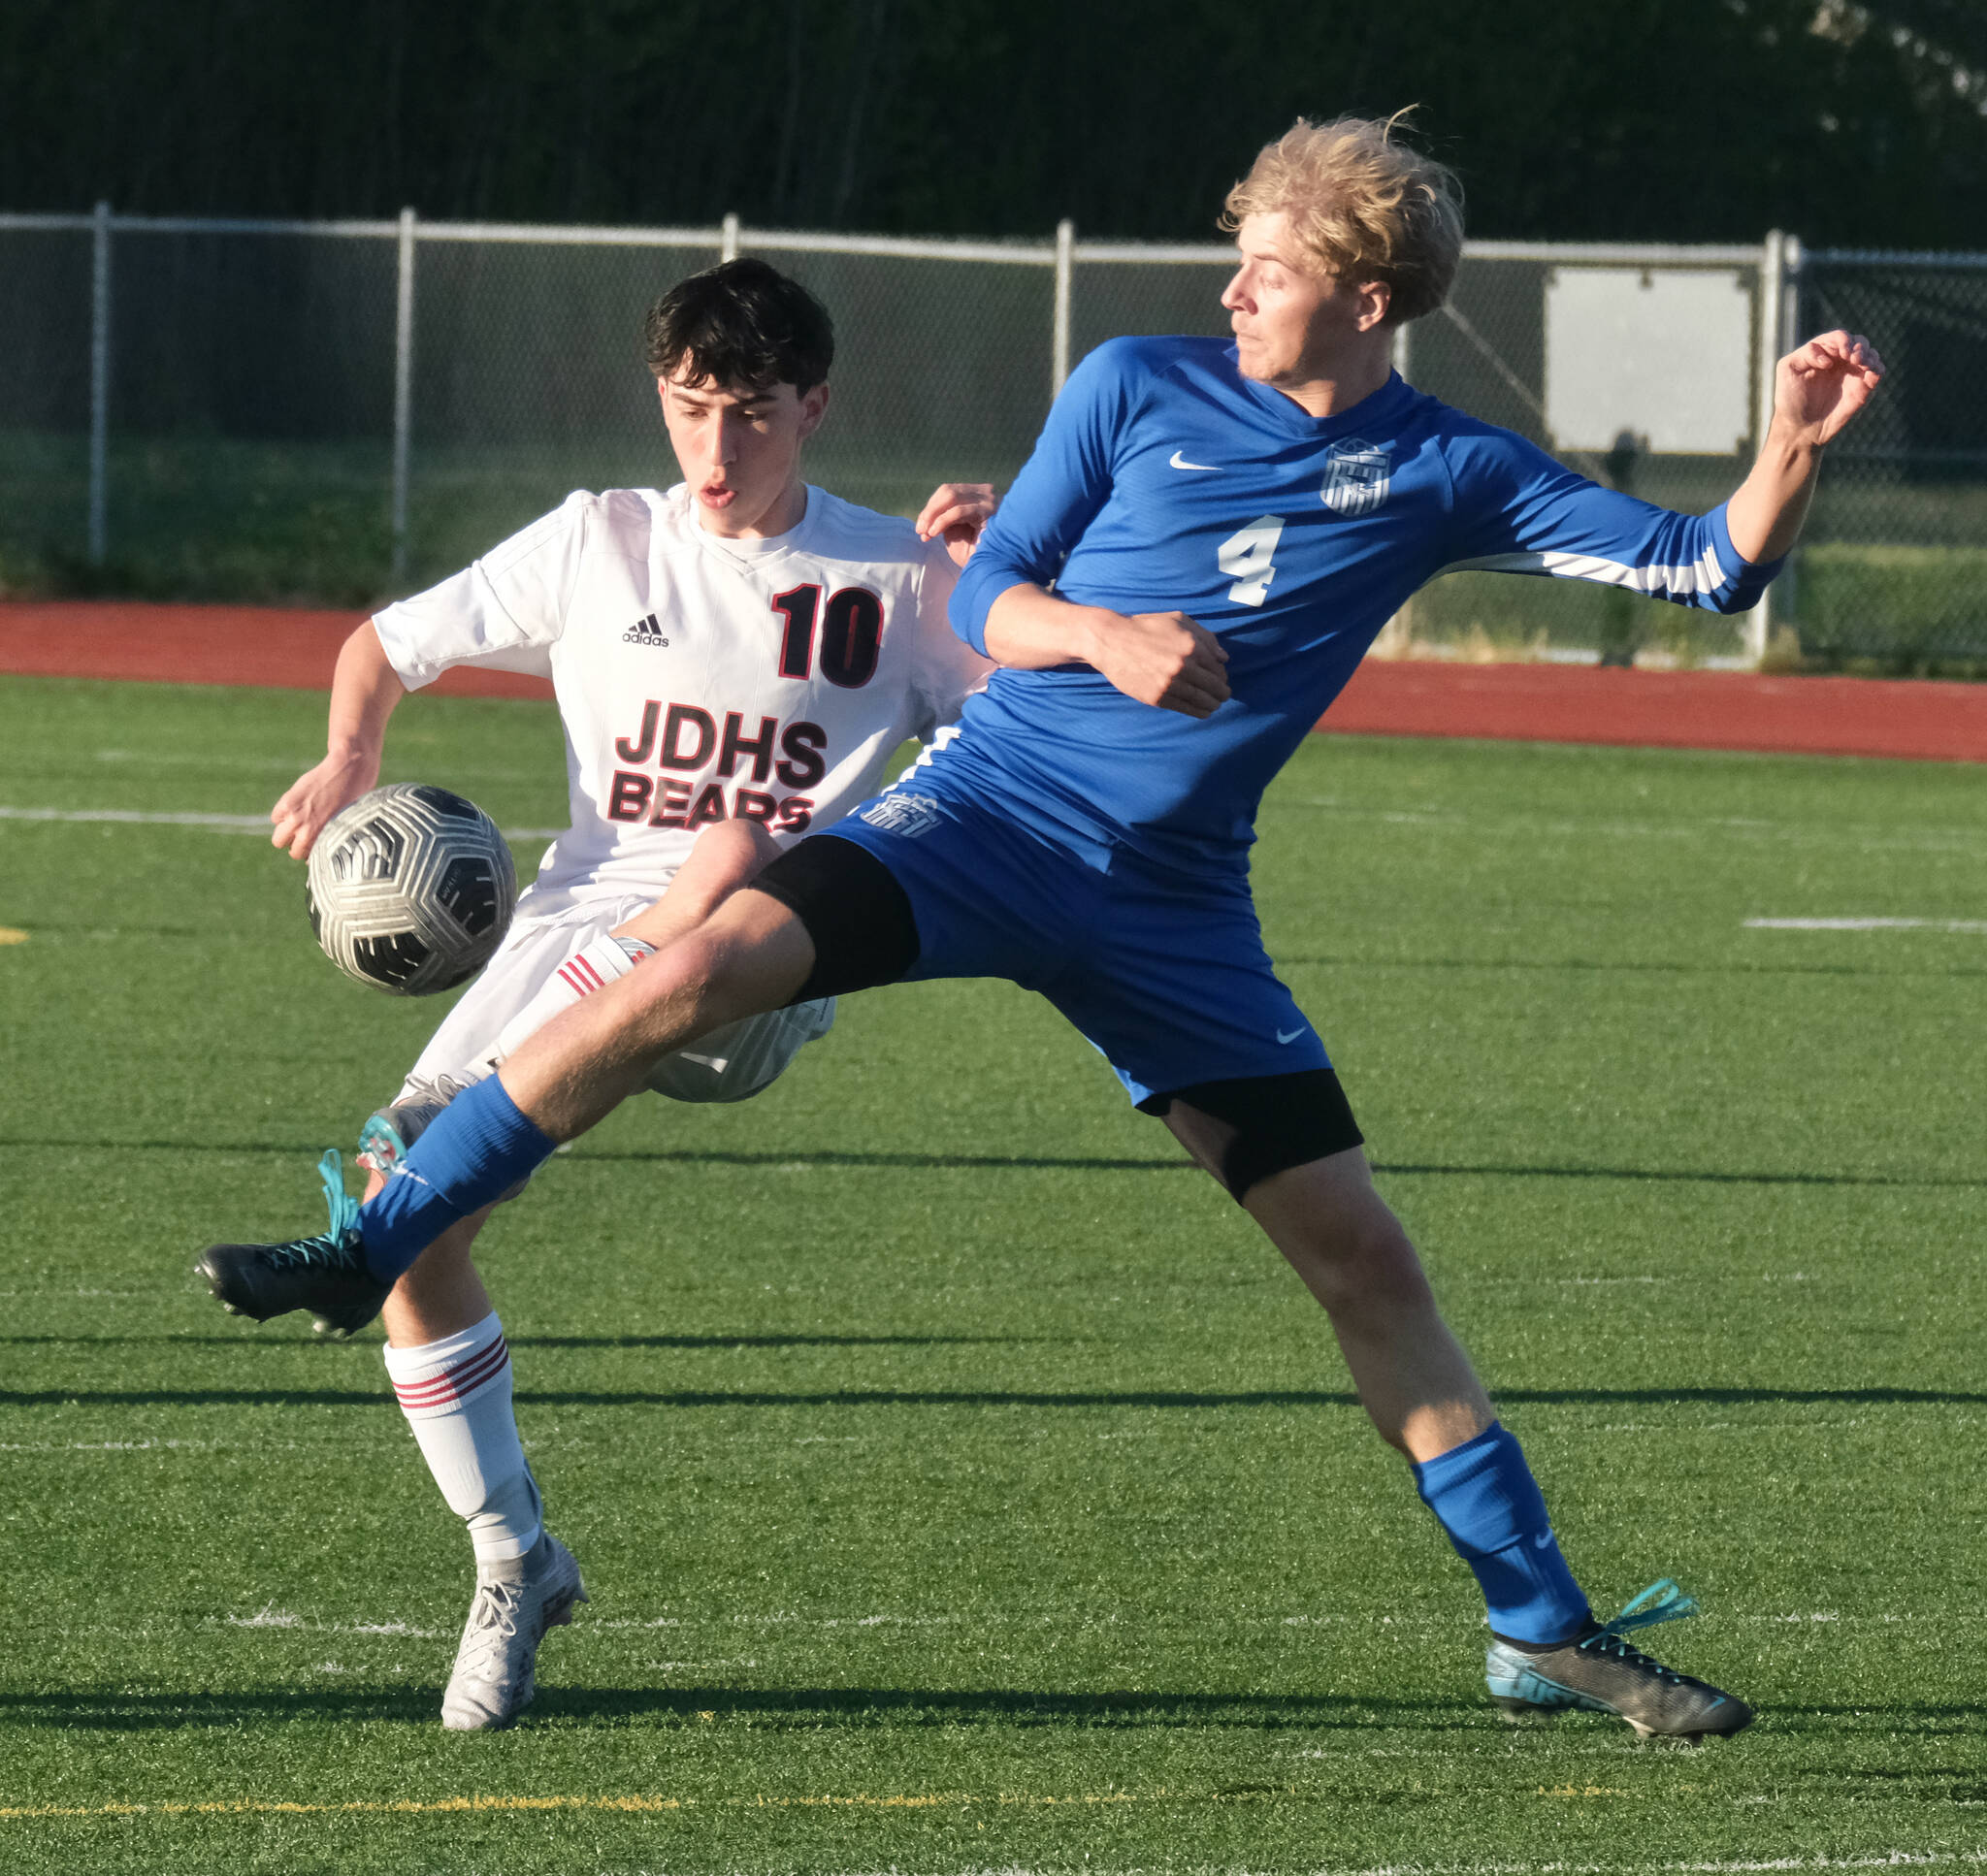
xmin=942 ymin=335 xmax=1778 ymax=878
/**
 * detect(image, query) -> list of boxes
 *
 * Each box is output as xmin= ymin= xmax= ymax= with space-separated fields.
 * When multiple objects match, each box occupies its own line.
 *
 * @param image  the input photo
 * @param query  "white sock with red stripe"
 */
xmin=488 ymin=933 xmax=657 ymax=1069
xmin=384 ymin=1311 xmax=541 ymax=1565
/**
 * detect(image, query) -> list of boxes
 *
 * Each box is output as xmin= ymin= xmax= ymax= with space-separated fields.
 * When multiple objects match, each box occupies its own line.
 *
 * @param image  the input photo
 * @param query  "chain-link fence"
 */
xmin=1792 ymin=249 xmax=1987 ymax=673
xmin=1388 ymin=242 xmax=1774 ymax=667
xmin=1 ymin=209 xmax=1979 ymax=670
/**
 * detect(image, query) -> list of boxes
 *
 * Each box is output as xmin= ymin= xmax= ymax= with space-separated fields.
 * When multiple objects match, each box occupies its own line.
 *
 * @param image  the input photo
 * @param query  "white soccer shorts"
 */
xmin=396 ymin=891 xmax=834 ymax=1110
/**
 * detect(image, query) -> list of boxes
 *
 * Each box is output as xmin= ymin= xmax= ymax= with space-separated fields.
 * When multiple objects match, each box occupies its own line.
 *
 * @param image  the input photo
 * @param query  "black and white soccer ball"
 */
xmin=306 ymin=784 xmax=517 ymax=996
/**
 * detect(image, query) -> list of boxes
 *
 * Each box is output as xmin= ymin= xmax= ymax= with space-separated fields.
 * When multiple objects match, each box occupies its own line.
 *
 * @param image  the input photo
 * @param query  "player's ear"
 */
xmin=797 ymin=381 xmax=831 ymax=439
xmin=1354 ymin=280 xmax=1392 ymax=335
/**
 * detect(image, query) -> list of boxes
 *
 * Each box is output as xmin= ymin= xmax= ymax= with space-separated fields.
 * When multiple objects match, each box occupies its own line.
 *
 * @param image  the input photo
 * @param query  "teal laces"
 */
xmin=1579 ymin=1579 xmax=1699 ymax=1673
xmin=263 ymin=1151 xmax=360 ymax=1273
xmin=316 ymin=1148 xmax=360 ymax=1238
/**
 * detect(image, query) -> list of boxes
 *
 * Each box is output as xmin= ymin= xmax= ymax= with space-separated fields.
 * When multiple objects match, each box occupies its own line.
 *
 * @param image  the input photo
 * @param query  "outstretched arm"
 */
xmin=1725 ymin=330 xmax=1884 ymax=564
xmin=270 ymin=621 xmax=407 ymax=859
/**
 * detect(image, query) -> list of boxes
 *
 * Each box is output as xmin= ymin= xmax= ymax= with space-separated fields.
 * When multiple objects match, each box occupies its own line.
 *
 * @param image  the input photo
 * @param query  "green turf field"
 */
xmin=0 ymin=673 xmax=1982 ymax=1874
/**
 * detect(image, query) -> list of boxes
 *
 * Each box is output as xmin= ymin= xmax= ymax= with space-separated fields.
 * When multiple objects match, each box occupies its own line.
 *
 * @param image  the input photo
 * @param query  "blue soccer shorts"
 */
xmin=754 ymin=786 xmax=1331 ymax=1108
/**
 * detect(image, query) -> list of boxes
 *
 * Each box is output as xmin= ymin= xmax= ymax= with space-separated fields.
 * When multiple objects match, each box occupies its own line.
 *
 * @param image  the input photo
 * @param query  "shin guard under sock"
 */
xmin=359 ymin=1077 xmax=556 ymax=1283
xmin=1413 ymin=1421 xmax=1591 ymax=1647
xmin=384 ymin=1312 xmax=542 ymax=1565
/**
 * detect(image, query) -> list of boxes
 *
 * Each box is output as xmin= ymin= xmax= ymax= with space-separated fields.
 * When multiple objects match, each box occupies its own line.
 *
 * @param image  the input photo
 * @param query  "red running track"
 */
xmin=3 ymin=599 xmax=1983 ymax=762
xmin=1326 ymin=656 xmax=1987 ymax=763
xmin=0 ymin=601 xmax=553 ymax=700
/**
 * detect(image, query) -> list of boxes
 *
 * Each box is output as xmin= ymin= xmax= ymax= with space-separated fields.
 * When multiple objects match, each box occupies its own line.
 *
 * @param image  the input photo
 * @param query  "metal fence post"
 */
xmin=391 ymin=207 xmax=416 ymax=584
xmin=88 ymin=201 xmax=112 ymax=566
xmin=1747 ymin=229 xmax=1787 ymax=663
xmin=1779 ymin=235 xmax=1804 ymax=352
xmin=1775 ymin=235 xmax=1806 ymax=636
xmin=1052 ymin=219 xmax=1074 ymax=397
xmin=721 ymin=213 xmax=740 ymax=262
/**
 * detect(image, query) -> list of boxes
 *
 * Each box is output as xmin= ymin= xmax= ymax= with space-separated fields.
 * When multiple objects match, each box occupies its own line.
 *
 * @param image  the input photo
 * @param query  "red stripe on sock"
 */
xmin=393 ymin=1336 xmax=510 ymax=1410
xmin=394 ymin=1336 xmax=509 ymax=1406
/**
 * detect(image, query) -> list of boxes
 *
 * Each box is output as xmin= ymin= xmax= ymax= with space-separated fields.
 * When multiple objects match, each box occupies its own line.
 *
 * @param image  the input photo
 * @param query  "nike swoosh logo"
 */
xmin=1169 ymin=450 xmax=1221 ymax=471
xmin=1534 ymin=1530 xmax=1555 ymax=1548
xmin=1275 ymin=1026 xmax=1305 ymax=1045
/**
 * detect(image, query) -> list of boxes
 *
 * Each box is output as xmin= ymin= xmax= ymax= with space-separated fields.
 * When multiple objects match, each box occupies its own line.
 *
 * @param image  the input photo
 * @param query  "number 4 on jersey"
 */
xmin=1218 ymin=515 xmax=1286 ymax=607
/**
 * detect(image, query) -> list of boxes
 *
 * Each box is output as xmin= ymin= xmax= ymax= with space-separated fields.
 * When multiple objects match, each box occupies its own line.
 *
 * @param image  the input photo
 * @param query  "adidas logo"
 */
xmin=622 ymin=613 xmax=669 ymax=648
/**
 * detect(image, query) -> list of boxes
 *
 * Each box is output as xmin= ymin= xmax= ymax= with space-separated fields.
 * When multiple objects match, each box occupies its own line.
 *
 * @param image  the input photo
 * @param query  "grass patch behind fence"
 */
xmin=5 ymin=429 xmax=1985 ymax=673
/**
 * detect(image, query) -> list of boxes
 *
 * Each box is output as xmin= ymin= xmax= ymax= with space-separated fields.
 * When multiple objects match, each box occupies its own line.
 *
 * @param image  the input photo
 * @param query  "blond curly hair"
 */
xmin=1221 ymin=113 xmax=1464 ymax=326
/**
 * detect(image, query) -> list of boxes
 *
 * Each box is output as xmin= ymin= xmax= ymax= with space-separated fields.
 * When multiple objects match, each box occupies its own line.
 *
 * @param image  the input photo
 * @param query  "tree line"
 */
xmin=3 ymin=0 xmax=1984 ymax=246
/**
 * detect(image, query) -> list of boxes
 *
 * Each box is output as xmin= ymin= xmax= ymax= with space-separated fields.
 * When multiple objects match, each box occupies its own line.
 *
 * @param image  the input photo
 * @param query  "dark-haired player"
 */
xmin=210 ymin=121 xmax=1883 ymax=1739
xmin=236 ymin=258 xmax=994 ymax=1729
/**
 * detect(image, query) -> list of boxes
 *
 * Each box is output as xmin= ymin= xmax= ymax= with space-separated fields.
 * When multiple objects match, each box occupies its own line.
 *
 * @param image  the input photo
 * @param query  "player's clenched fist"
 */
xmin=1086 ymin=608 xmax=1231 ymax=719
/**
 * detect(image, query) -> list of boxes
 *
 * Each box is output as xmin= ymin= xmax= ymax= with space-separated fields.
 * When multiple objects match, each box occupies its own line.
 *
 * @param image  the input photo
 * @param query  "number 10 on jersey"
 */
xmin=772 ymin=584 xmax=884 ymax=687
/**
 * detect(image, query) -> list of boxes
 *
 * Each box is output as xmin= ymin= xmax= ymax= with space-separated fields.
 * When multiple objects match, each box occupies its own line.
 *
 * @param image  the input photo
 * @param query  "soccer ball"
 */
xmin=306 ymin=784 xmax=517 ymax=995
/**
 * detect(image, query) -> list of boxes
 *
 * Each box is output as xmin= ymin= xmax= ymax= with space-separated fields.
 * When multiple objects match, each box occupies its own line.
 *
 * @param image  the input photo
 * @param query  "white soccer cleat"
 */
xmin=440 ymin=1531 xmax=587 ymax=1731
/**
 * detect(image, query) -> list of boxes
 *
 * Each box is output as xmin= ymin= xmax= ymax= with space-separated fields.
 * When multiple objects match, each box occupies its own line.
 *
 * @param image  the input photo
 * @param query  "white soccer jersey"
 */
xmin=372 ymin=484 xmax=993 ymax=914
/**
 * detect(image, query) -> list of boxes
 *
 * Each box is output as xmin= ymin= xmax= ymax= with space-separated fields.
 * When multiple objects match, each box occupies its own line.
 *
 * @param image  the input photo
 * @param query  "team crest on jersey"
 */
xmin=1320 ymin=440 xmax=1392 ymax=517
xmin=859 ymin=792 xmax=943 ymax=839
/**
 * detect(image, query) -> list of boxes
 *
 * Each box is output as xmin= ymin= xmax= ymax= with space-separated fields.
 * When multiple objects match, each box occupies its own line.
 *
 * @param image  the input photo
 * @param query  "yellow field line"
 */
xmin=0 ymin=1781 xmax=1661 ymax=1823
xmin=0 ymin=1787 xmax=1249 ymax=1823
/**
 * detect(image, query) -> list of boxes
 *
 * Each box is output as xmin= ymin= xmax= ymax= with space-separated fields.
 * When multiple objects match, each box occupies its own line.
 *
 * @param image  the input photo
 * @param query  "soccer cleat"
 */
xmin=355 ymin=1096 xmax=450 ymax=1179
xmin=357 ymin=1084 xmax=529 ymax=1205
xmin=440 ymin=1531 xmax=588 ymax=1731
xmin=1485 ymin=1579 xmax=1753 ymax=1740
xmin=195 ymin=1149 xmax=392 ymax=1340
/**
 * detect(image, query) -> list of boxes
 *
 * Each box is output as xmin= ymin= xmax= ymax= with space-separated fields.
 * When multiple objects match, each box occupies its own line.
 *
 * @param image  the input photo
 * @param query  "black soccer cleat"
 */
xmin=196 ymin=1149 xmax=392 ymax=1339
xmin=1485 ymin=1580 xmax=1754 ymax=1741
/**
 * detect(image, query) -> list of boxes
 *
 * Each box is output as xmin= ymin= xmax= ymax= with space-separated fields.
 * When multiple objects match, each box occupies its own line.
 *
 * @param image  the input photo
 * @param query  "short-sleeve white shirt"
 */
xmin=372 ymin=484 xmax=991 ymax=915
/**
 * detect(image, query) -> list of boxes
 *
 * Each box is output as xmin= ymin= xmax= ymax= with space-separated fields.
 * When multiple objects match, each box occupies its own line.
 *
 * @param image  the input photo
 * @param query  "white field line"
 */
xmin=1288 ymin=799 xmax=1987 ymax=858
xmin=88 ymin=747 xmax=555 ymax=783
xmin=220 ymin=1605 xmax=439 ymax=1638
xmin=10 ymin=801 xmax=1985 ymax=867
xmin=1745 ymin=917 xmax=1987 ymax=933
xmin=0 ymin=804 xmax=562 ymax=840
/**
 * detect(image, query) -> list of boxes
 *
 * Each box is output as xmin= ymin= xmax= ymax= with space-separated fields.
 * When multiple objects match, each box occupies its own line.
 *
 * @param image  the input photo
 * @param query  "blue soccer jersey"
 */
xmin=942 ymin=336 xmax=1780 ymax=876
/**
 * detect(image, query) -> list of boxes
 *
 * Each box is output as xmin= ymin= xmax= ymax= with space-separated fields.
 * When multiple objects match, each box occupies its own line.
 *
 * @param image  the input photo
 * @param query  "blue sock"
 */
xmin=359 ymin=1077 xmax=556 ymax=1283
xmin=1413 ymin=1422 xmax=1591 ymax=1648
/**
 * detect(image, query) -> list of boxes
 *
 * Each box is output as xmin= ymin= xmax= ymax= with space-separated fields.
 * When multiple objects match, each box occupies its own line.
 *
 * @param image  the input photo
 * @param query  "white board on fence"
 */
xmin=1544 ymin=268 xmax=1752 ymax=456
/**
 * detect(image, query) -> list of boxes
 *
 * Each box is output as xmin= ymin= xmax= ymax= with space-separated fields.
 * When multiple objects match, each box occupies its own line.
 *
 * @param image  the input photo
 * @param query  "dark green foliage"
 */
xmin=2 ymin=0 xmax=1985 ymax=245
xmin=0 ymin=674 xmax=1983 ymax=1870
